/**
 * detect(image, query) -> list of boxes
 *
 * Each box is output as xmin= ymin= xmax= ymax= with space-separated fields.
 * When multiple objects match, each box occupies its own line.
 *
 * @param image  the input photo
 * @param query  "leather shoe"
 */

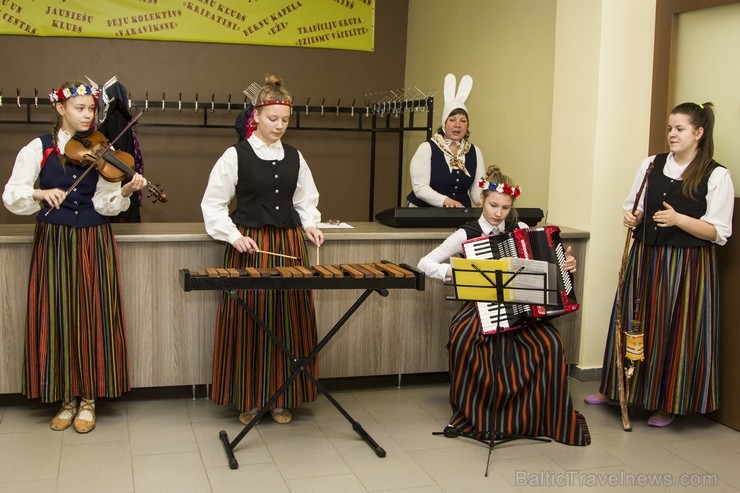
xmin=50 ymin=400 xmax=77 ymax=431
xmin=73 ymin=399 xmax=96 ymax=433
xmin=647 ymin=411 xmax=675 ymax=427
xmin=584 ymin=393 xmax=618 ymax=406
xmin=239 ymin=409 xmax=260 ymax=425
xmin=271 ymin=409 xmax=292 ymax=424
xmin=441 ymin=425 xmax=461 ymax=437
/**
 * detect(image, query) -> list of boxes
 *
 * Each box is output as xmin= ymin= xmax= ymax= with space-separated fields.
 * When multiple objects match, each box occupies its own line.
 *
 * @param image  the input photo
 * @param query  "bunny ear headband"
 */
xmin=441 ymin=73 xmax=473 ymax=128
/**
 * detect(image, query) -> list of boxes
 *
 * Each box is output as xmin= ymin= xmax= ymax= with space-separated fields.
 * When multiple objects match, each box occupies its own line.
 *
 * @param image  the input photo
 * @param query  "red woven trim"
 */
xmin=41 ymin=146 xmax=60 ymax=168
xmin=255 ymin=99 xmax=292 ymax=108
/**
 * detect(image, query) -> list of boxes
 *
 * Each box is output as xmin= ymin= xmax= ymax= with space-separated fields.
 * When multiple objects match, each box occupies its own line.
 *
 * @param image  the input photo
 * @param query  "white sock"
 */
xmin=76 ymin=399 xmax=95 ymax=422
xmin=56 ymin=399 xmax=77 ymax=420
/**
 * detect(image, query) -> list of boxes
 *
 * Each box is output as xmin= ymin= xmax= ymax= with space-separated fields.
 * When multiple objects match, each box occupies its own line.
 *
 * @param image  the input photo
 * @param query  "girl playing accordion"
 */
xmin=417 ymin=164 xmax=590 ymax=445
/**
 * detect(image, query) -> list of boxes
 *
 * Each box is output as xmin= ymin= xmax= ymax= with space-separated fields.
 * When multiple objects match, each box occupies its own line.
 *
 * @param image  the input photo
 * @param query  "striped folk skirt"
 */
xmin=24 ymin=222 xmax=130 ymax=403
xmin=447 ymin=302 xmax=590 ymax=446
xmin=210 ymin=225 xmax=318 ymax=413
xmin=599 ymin=241 xmax=719 ymax=415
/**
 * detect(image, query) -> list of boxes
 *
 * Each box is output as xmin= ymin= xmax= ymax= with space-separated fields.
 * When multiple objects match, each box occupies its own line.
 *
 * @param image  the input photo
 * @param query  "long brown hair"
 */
xmin=671 ymin=102 xmax=716 ymax=199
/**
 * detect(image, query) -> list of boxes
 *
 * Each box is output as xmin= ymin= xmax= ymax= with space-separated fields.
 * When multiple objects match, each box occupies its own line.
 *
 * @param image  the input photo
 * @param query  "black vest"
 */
xmin=633 ymin=153 xmax=720 ymax=247
xmin=230 ymin=141 xmax=302 ymax=228
xmin=37 ymin=134 xmax=108 ymax=227
xmin=461 ymin=215 xmax=518 ymax=240
xmin=406 ymin=140 xmax=478 ymax=207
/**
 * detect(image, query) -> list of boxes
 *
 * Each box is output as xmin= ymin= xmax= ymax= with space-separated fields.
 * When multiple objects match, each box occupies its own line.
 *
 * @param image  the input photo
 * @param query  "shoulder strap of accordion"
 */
xmin=503 ymin=214 xmax=519 ymax=234
xmin=462 ymin=216 xmax=519 ymax=239
xmin=461 ymin=219 xmax=483 ymax=240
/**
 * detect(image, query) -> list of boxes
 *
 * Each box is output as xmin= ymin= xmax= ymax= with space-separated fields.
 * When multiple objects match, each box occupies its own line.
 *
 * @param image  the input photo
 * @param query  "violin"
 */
xmin=64 ymin=129 xmax=168 ymax=203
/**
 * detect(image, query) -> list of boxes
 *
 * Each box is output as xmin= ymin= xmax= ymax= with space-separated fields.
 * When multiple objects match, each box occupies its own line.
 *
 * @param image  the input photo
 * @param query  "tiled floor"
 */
xmin=0 ymin=376 xmax=738 ymax=492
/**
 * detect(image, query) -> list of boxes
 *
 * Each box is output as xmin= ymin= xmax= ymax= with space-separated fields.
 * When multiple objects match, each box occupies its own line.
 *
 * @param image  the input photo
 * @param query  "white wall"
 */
xmin=549 ymin=0 xmax=656 ymax=368
xmin=403 ymin=0 xmax=557 ymax=211
xmin=405 ymin=0 xmax=658 ymax=370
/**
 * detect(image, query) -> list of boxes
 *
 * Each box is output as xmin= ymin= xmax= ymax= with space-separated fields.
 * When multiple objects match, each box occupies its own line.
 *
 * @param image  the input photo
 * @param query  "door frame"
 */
xmin=649 ymin=0 xmax=739 ymax=153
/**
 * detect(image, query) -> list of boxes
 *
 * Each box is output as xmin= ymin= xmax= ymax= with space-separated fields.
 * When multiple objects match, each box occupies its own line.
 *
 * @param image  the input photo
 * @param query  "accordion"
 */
xmin=455 ymin=226 xmax=579 ymax=334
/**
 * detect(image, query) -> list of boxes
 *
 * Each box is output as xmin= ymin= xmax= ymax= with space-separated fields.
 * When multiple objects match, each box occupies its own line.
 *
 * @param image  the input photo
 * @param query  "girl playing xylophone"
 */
xmin=201 ymin=73 xmax=324 ymax=425
xmin=418 ymin=164 xmax=590 ymax=445
xmin=3 ymin=80 xmax=147 ymax=433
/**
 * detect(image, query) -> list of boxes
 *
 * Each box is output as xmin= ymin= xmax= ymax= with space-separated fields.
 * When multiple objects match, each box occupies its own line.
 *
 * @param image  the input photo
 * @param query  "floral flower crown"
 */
xmin=478 ymin=178 xmax=522 ymax=197
xmin=49 ymin=84 xmax=99 ymax=103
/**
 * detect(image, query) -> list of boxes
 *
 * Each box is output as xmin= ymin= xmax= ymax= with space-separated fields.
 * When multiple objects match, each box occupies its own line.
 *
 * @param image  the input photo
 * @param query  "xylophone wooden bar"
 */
xmin=180 ymin=261 xmax=424 ymax=292
xmin=339 ymin=264 xmax=365 ymax=279
xmin=311 ymin=264 xmax=337 ymax=278
xmin=375 ymin=262 xmax=413 ymax=278
xmin=359 ymin=263 xmax=384 ymax=277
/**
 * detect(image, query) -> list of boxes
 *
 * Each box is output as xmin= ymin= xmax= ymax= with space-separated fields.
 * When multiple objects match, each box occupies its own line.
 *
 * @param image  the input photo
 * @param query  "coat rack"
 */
xmin=1 ymin=88 xmax=434 ymax=219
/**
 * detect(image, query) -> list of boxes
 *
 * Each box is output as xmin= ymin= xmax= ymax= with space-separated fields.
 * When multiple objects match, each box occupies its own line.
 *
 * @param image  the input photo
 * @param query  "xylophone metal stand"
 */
xmin=434 ymin=267 xmax=550 ymax=476
xmin=218 ymin=287 xmax=388 ymax=469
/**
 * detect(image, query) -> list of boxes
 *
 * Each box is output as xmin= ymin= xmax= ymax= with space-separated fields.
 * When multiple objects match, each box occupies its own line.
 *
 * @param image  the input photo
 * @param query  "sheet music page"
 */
xmin=451 ymin=257 xmax=556 ymax=305
xmin=317 ymin=222 xmax=354 ymax=229
xmin=451 ymin=257 xmax=510 ymax=302
xmin=504 ymin=258 xmax=557 ymax=305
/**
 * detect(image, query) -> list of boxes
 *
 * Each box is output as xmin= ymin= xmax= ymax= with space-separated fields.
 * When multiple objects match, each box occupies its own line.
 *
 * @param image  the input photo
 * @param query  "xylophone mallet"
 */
xmin=255 ymin=250 xmax=300 ymax=262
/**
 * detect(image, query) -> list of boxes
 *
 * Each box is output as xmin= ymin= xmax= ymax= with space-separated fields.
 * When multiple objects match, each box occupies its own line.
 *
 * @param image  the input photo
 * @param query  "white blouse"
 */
xmin=408 ymin=140 xmax=485 ymax=207
xmin=418 ymin=216 xmax=528 ymax=282
xmin=201 ymin=134 xmax=321 ymax=245
xmin=623 ymin=154 xmax=735 ymax=245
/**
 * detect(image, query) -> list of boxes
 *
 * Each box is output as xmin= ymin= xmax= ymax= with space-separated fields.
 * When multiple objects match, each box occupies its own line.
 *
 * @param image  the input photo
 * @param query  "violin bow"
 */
xmin=612 ymin=160 xmax=653 ymax=431
xmin=45 ymin=111 xmax=143 ymax=215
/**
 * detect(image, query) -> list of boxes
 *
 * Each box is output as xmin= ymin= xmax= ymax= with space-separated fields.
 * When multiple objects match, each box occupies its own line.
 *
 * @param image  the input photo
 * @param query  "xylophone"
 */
xmin=180 ymin=261 xmax=424 ymax=292
xmin=180 ymin=260 xmax=424 ymax=469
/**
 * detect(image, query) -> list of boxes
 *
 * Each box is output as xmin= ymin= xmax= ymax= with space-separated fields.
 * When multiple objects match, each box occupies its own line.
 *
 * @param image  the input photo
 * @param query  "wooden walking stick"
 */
xmin=612 ymin=161 xmax=653 ymax=431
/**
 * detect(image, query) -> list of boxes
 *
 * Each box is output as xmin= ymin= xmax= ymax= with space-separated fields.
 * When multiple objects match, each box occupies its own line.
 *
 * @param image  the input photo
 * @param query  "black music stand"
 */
xmin=433 ymin=260 xmax=553 ymax=476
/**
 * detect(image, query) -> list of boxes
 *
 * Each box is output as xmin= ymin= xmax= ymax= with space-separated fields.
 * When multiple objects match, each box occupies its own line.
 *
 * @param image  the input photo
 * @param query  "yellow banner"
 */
xmin=0 ymin=0 xmax=375 ymax=51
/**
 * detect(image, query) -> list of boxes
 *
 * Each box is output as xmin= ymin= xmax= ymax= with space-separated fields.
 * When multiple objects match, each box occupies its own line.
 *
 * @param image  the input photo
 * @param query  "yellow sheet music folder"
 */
xmin=451 ymin=257 xmax=555 ymax=305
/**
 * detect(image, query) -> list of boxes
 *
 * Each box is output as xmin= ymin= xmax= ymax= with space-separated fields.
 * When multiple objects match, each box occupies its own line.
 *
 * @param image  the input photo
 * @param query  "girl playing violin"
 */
xmin=2 ymin=80 xmax=147 ymax=433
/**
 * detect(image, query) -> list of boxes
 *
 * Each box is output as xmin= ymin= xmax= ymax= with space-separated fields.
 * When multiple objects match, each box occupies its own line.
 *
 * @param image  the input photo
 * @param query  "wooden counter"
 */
xmin=0 ymin=222 xmax=589 ymax=393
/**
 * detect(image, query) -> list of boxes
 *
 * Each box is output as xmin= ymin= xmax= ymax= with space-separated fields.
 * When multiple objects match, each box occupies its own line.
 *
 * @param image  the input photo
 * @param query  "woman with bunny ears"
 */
xmin=406 ymin=73 xmax=485 ymax=208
